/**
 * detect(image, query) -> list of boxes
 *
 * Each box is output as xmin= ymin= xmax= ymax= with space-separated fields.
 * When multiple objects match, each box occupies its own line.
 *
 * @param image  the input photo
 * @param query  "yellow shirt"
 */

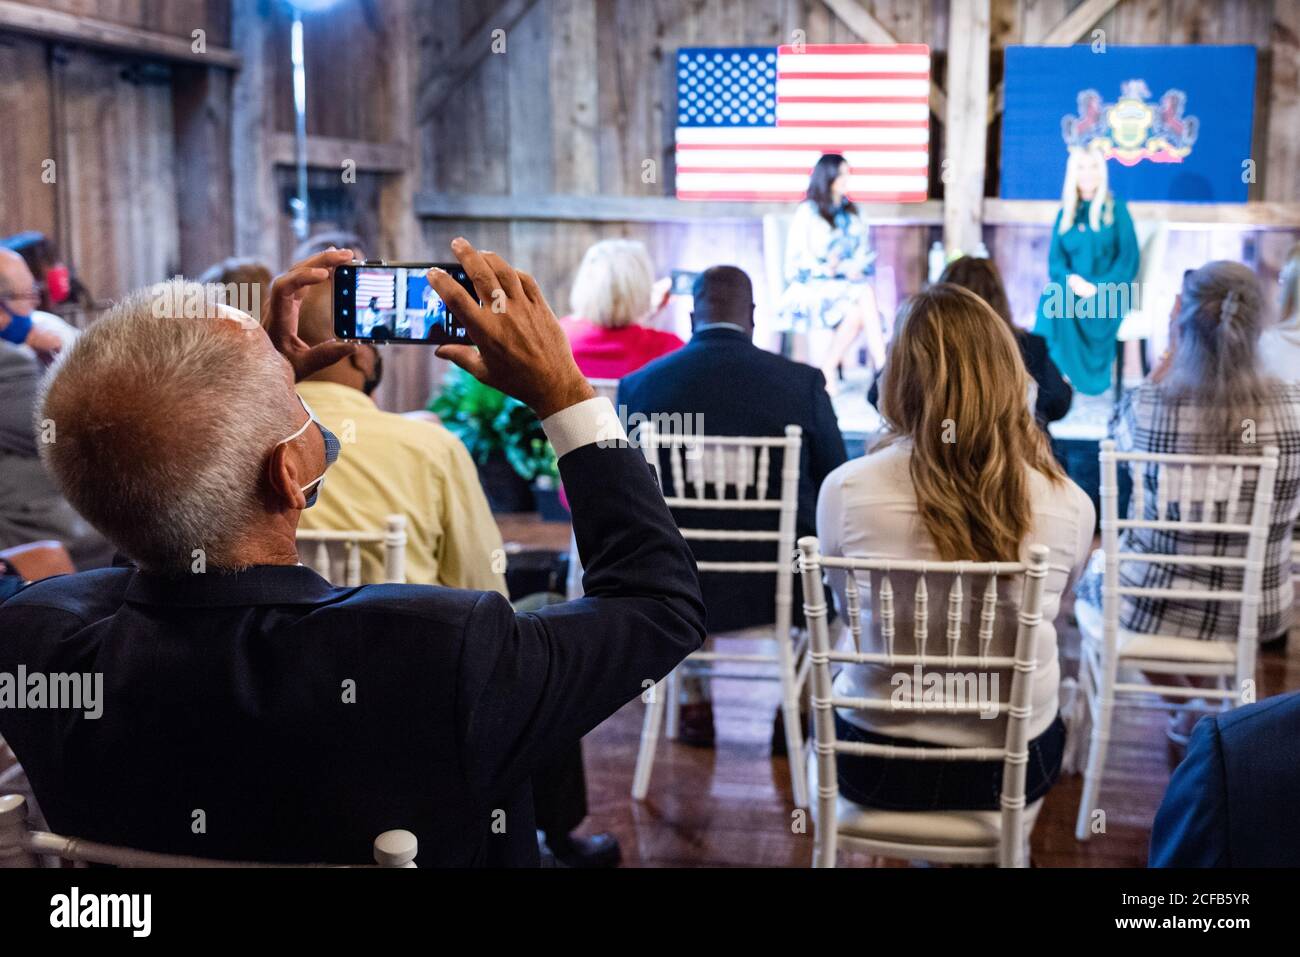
xmin=296 ymin=381 xmax=508 ymax=595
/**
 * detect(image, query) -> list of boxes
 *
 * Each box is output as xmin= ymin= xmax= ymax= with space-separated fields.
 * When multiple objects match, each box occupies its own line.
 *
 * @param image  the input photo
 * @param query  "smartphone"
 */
xmin=670 ymin=269 xmax=700 ymax=296
xmin=333 ymin=261 xmax=477 ymax=345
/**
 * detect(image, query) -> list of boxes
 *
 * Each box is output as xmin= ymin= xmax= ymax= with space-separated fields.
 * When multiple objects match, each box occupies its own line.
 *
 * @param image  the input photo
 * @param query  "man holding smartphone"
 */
xmin=0 ymin=239 xmax=705 ymax=866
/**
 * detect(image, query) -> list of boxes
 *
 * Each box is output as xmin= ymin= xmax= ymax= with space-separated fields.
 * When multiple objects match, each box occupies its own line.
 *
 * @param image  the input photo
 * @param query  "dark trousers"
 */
xmin=532 ymin=741 xmax=588 ymax=837
xmin=832 ymin=711 xmax=1067 ymax=811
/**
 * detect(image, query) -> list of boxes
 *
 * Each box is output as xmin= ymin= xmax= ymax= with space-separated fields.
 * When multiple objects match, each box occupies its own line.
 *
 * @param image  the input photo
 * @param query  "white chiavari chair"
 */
xmin=796 ymin=537 xmax=1051 ymax=868
xmin=296 ymin=514 xmax=407 ymax=585
xmin=631 ymin=422 xmax=809 ymax=807
xmin=1074 ymin=440 xmax=1280 ymax=840
xmin=0 ymin=794 xmax=417 ymax=868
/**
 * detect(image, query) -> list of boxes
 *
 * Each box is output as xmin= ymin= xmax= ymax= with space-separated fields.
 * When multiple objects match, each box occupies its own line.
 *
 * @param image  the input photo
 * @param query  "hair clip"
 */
xmin=1219 ymin=290 xmax=1240 ymax=322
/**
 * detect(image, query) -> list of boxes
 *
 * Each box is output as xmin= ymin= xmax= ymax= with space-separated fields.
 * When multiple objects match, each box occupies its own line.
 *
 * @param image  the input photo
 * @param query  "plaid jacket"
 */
xmin=1077 ymin=380 xmax=1300 ymax=641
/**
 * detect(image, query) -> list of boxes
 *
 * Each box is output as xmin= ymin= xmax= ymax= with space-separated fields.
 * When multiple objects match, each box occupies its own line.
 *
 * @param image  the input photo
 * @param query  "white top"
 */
xmin=1259 ymin=314 xmax=1300 ymax=383
xmin=816 ymin=440 xmax=1096 ymax=747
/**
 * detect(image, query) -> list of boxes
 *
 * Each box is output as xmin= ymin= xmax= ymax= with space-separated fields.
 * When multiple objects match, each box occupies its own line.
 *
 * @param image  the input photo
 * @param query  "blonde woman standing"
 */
xmin=817 ymin=284 xmax=1094 ymax=810
xmin=1033 ymin=146 xmax=1139 ymax=395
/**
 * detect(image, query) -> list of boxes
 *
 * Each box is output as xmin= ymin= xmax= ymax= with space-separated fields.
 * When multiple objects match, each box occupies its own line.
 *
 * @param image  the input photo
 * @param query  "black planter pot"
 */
xmin=477 ymin=454 xmax=536 ymax=513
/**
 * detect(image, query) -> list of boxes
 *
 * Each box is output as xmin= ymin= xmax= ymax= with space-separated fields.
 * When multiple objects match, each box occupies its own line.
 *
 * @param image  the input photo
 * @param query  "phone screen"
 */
xmin=333 ymin=262 xmax=476 ymax=345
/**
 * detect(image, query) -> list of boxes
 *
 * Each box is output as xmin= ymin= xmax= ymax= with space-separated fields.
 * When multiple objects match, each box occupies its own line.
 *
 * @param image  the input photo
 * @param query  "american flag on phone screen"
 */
xmin=674 ymin=44 xmax=930 ymax=202
xmin=356 ymin=270 xmax=396 ymax=309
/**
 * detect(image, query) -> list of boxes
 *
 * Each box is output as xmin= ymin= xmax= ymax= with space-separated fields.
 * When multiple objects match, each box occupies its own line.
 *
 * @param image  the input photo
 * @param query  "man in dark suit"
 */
xmin=1149 ymin=690 xmax=1300 ymax=866
xmin=617 ymin=266 xmax=848 ymax=748
xmin=0 ymin=240 xmax=705 ymax=867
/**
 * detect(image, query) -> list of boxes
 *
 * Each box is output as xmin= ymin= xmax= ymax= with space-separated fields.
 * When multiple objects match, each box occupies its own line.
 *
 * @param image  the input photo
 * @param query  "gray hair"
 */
xmin=1163 ymin=260 xmax=1270 ymax=449
xmin=37 ymin=279 xmax=296 ymax=573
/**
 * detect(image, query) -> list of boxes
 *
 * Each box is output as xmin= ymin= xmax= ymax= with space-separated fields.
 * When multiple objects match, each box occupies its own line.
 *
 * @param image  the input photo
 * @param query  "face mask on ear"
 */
xmin=277 ymin=396 xmax=341 ymax=508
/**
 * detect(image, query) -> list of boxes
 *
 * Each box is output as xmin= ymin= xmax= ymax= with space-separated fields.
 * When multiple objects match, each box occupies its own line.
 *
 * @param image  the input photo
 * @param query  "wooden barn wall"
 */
xmin=421 ymin=0 xmax=1300 ymax=347
xmin=0 ymin=0 xmax=233 ymax=311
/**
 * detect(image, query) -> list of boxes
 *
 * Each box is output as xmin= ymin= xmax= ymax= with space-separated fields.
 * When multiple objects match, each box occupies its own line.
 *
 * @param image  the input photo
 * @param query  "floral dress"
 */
xmin=776 ymin=200 xmax=876 ymax=331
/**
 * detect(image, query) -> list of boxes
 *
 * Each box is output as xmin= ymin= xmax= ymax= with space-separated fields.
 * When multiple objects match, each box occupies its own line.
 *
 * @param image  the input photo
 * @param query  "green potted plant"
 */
xmin=429 ymin=367 xmax=562 ymax=516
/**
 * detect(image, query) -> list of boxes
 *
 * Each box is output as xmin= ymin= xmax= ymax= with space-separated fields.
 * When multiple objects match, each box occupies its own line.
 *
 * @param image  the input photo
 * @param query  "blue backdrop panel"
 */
xmin=1000 ymin=44 xmax=1256 ymax=203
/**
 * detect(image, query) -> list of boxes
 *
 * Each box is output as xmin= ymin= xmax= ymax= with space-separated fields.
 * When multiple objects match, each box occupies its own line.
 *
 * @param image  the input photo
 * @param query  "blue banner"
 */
xmin=1000 ymin=45 xmax=1256 ymax=203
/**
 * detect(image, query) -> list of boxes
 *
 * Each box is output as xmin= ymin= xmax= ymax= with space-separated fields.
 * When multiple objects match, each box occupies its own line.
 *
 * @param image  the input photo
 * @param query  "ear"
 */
xmin=267 ymin=441 xmax=308 ymax=512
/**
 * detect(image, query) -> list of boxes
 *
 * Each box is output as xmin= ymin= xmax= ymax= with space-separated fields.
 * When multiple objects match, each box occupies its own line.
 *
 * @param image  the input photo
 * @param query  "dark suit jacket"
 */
xmin=1149 ymin=690 xmax=1300 ymax=867
xmin=868 ymin=330 xmax=1073 ymax=429
xmin=0 ymin=440 xmax=704 ymax=867
xmin=618 ymin=326 xmax=848 ymax=632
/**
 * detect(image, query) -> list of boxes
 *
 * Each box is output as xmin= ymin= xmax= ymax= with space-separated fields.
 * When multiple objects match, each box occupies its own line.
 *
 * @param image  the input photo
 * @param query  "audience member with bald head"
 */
xmin=617 ymin=263 xmax=847 ymax=750
xmin=0 ymin=240 xmax=705 ymax=866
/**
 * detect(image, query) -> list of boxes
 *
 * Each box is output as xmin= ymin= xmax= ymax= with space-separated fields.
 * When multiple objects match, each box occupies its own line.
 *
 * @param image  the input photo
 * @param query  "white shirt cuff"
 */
xmin=541 ymin=397 xmax=627 ymax=459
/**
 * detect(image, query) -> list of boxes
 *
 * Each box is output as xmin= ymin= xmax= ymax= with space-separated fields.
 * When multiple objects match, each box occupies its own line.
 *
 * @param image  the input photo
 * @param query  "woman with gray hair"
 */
xmin=1075 ymin=261 xmax=1300 ymax=696
xmin=560 ymin=239 xmax=682 ymax=380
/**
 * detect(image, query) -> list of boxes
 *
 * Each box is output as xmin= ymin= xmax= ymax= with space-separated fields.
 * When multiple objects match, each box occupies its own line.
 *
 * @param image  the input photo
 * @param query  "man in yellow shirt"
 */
xmin=291 ymin=279 xmax=507 ymax=595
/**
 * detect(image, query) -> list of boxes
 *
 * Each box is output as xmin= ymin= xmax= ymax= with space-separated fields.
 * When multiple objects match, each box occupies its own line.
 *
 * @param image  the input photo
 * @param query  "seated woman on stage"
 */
xmin=817 ymin=284 xmax=1095 ymax=810
xmin=1075 ymin=262 xmax=1300 ymax=675
xmin=560 ymin=239 xmax=682 ymax=380
xmin=869 ymin=256 xmax=1073 ymax=430
xmin=777 ymin=153 xmax=885 ymax=393
xmin=1033 ymin=145 xmax=1139 ymax=396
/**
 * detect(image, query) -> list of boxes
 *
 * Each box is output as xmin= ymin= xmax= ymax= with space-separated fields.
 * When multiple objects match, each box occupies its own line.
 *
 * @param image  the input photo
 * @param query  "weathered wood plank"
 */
xmin=0 ymin=0 xmax=239 ymax=67
xmin=415 ymin=191 xmax=945 ymax=224
xmin=943 ymin=0 xmax=990 ymax=253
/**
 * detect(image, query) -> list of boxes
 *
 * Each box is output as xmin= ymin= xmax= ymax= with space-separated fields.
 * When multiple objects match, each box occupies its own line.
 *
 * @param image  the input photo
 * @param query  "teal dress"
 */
xmin=1033 ymin=196 xmax=1139 ymax=395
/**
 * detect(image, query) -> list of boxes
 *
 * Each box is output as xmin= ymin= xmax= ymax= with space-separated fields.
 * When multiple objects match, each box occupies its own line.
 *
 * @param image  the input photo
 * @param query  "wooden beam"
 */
xmin=989 ymin=0 xmax=1124 ymax=121
xmin=820 ymin=0 xmax=946 ymax=118
xmin=1040 ymin=0 xmax=1124 ymax=45
xmin=984 ymin=199 xmax=1300 ymax=230
xmin=416 ymin=0 xmax=541 ymax=123
xmin=415 ymin=191 xmax=944 ymax=226
xmin=0 ymin=0 xmax=240 ymax=69
xmin=943 ymin=0 xmax=990 ymax=253
xmin=269 ymin=133 xmax=409 ymax=173
xmin=230 ymin=0 xmax=278 ymax=267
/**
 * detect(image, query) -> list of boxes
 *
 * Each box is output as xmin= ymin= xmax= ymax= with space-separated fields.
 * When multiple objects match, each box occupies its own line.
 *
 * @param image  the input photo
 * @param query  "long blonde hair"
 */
xmin=1279 ymin=241 xmax=1300 ymax=325
xmin=878 ymin=284 xmax=1066 ymax=561
xmin=1060 ymin=146 xmax=1113 ymax=234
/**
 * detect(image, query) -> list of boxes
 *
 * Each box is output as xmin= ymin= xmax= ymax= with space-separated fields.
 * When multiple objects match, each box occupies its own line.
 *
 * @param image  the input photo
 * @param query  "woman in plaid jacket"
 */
xmin=1075 ymin=261 xmax=1300 ymax=655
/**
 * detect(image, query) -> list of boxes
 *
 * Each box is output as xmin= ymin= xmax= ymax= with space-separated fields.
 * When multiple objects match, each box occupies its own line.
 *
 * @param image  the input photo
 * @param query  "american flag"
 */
xmin=674 ymin=44 xmax=930 ymax=202
xmin=356 ymin=269 xmax=396 ymax=309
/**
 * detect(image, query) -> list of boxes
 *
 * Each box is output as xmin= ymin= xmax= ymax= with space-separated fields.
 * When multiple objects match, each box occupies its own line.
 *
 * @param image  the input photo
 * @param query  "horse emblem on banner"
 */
xmin=1061 ymin=79 xmax=1199 ymax=166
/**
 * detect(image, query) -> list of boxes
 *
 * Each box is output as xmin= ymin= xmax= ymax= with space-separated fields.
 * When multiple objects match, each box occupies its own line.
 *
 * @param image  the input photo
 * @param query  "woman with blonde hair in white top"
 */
xmin=817 ymin=283 xmax=1095 ymax=810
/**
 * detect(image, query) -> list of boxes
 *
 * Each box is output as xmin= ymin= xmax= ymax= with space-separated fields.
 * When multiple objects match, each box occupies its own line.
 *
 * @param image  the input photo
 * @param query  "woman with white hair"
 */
xmin=1260 ymin=241 xmax=1300 ymax=382
xmin=1075 ymin=261 xmax=1300 ymax=682
xmin=1032 ymin=145 xmax=1139 ymax=395
xmin=560 ymin=239 xmax=683 ymax=380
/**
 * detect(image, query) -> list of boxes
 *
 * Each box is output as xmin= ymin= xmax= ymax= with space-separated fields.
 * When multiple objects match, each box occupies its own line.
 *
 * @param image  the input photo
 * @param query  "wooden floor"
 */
xmin=577 ymin=591 xmax=1300 ymax=868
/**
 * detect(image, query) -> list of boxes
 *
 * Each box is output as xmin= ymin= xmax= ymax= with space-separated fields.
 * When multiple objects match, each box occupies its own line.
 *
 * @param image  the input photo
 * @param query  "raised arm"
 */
xmin=428 ymin=239 xmax=706 ymax=800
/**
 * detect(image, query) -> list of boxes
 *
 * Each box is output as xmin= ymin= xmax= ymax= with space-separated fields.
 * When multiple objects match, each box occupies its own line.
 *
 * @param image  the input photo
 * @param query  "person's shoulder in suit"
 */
xmin=1150 ymin=690 xmax=1300 ymax=867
